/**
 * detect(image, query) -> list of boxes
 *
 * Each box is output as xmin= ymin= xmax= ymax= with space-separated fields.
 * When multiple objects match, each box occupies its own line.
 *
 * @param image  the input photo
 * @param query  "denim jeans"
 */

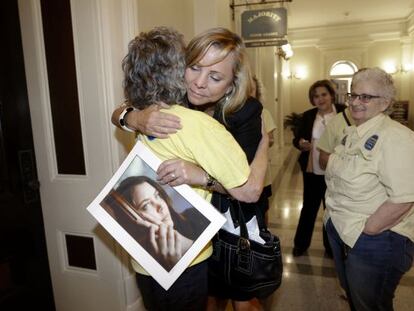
xmin=326 ymin=218 xmax=414 ymax=311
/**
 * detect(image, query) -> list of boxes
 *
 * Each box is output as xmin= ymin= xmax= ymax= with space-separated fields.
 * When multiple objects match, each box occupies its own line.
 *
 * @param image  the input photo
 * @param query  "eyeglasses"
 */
xmin=346 ymin=93 xmax=383 ymax=104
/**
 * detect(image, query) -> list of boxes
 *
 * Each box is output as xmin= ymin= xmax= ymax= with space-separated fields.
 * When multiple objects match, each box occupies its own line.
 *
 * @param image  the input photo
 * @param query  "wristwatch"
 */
xmin=205 ymin=172 xmax=217 ymax=190
xmin=119 ymin=106 xmax=137 ymax=132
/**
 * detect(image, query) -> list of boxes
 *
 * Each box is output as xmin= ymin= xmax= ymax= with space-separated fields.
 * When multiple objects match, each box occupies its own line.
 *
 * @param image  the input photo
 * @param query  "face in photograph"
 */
xmin=130 ymin=180 xmax=174 ymax=227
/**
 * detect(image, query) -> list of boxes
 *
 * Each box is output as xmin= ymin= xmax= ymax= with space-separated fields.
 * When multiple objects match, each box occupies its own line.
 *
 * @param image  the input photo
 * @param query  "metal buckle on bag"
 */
xmin=238 ymin=237 xmax=250 ymax=251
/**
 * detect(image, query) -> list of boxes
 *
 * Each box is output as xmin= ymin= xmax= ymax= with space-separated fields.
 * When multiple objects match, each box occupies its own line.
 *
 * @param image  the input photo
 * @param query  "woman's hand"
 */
xmin=135 ymin=104 xmax=182 ymax=138
xmin=299 ymin=138 xmax=312 ymax=151
xmin=112 ymin=103 xmax=182 ymax=138
xmin=157 ymin=159 xmax=207 ymax=187
xmin=363 ymin=201 xmax=413 ymax=235
xmin=148 ymin=224 xmax=193 ymax=268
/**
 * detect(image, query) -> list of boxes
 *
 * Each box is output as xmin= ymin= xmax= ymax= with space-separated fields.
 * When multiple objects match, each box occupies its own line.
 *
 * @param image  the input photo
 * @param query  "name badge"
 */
xmin=364 ymin=134 xmax=378 ymax=150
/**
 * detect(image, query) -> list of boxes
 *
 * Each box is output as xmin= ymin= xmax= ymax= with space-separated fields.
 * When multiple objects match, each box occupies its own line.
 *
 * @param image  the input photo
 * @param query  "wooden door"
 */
xmin=0 ymin=0 xmax=54 ymax=309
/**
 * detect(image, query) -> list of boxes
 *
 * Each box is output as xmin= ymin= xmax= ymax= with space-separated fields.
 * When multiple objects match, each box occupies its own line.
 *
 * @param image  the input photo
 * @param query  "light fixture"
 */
xmin=294 ymin=66 xmax=307 ymax=79
xmin=277 ymin=43 xmax=293 ymax=60
xmin=282 ymin=66 xmax=308 ymax=80
xmin=383 ymin=61 xmax=413 ymax=74
xmin=402 ymin=63 xmax=413 ymax=73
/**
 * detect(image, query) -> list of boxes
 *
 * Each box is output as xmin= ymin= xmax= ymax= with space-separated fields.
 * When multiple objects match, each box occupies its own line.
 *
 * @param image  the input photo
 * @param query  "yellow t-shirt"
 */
xmin=324 ymin=114 xmax=414 ymax=247
xmin=262 ymin=108 xmax=276 ymax=187
xmin=131 ymin=105 xmax=250 ymax=274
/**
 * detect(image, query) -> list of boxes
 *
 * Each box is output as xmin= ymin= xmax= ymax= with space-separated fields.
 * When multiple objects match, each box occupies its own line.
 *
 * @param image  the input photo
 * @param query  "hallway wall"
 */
xmin=287 ymin=14 xmax=414 ymax=128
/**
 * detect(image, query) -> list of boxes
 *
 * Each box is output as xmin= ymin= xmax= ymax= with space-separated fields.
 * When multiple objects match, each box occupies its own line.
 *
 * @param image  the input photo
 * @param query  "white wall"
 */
xmin=136 ymin=0 xmax=194 ymax=41
xmin=135 ymin=0 xmax=233 ymax=43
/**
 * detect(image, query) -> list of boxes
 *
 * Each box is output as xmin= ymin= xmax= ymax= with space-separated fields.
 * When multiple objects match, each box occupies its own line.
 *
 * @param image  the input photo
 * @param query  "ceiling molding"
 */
xmin=408 ymin=11 xmax=414 ymax=36
xmin=288 ymin=18 xmax=407 ymax=48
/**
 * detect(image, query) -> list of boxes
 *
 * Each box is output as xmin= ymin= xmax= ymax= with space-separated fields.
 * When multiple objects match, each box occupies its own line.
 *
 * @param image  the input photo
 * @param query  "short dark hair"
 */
xmin=122 ymin=27 xmax=187 ymax=109
xmin=308 ymin=80 xmax=336 ymax=106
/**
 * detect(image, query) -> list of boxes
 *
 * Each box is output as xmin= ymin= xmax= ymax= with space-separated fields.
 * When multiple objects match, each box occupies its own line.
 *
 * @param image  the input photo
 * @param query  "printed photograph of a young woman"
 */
xmin=100 ymin=155 xmax=210 ymax=271
xmin=87 ymin=142 xmax=225 ymax=289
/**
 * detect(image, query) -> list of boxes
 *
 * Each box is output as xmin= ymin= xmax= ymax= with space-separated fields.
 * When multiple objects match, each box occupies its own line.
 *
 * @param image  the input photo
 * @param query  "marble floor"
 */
xmin=259 ymin=143 xmax=414 ymax=311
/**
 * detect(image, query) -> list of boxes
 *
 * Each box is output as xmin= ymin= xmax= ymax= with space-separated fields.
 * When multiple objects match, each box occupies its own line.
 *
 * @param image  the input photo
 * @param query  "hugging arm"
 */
xmin=227 ymin=125 xmax=268 ymax=202
xmin=111 ymin=103 xmax=181 ymax=138
xmin=157 ymin=120 xmax=269 ymax=203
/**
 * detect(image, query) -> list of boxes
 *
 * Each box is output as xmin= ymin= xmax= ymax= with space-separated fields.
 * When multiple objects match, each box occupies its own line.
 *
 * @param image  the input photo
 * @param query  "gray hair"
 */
xmin=351 ymin=67 xmax=396 ymax=104
xmin=122 ymin=27 xmax=187 ymax=108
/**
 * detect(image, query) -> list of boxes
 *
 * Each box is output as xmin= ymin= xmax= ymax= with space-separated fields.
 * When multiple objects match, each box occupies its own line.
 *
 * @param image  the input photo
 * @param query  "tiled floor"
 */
xmin=260 ymin=142 xmax=414 ymax=311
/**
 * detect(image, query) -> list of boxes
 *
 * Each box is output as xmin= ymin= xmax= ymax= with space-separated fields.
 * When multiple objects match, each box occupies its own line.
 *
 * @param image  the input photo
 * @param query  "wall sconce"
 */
xmin=283 ymin=66 xmax=308 ymax=80
xmin=294 ymin=66 xmax=308 ymax=79
xmin=402 ymin=63 xmax=413 ymax=73
xmin=277 ymin=43 xmax=293 ymax=60
xmin=383 ymin=61 xmax=413 ymax=74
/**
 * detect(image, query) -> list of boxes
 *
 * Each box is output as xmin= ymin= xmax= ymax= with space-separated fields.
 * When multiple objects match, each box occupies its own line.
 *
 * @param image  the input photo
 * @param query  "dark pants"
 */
xmin=326 ymin=218 xmax=414 ymax=311
xmin=136 ymin=261 xmax=208 ymax=311
xmin=294 ymin=172 xmax=331 ymax=253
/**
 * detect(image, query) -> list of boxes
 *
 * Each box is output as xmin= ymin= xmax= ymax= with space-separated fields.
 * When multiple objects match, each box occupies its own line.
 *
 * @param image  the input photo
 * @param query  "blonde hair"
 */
xmin=185 ymin=27 xmax=252 ymax=123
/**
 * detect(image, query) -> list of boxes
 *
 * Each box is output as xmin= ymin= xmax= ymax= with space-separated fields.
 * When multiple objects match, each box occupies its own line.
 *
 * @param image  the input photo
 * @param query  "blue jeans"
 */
xmin=326 ymin=218 xmax=414 ymax=311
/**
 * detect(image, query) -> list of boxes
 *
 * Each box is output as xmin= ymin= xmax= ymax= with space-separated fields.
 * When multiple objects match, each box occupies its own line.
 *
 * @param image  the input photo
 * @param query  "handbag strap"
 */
xmin=228 ymin=197 xmax=269 ymax=235
xmin=254 ymin=200 xmax=267 ymax=231
xmin=228 ymin=199 xmax=249 ymax=239
xmin=229 ymin=197 xmax=274 ymax=247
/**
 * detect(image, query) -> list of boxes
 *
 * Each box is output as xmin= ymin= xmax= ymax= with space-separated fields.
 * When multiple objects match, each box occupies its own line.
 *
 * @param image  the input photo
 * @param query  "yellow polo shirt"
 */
xmin=317 ymin=108 xmax=354 ymax=154
xmin=131 ymin=104 xmax=250 ymax=274
xmin=262 ymin=108 xmax=276 ymax=187
xmin=324 ymin=114 xmax=414 ymax=247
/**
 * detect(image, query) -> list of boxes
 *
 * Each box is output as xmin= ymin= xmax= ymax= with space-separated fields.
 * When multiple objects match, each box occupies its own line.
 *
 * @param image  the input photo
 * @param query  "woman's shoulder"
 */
xmin=334 ymin=103 xmax=347 ymax=113
xmin=165 ymin=105 xmax=235 ymax=141
xmin=382 ymin=116 xmax=414 ymax=141
xmin=169 ymin=105 xmax=221 ymax=126
xmin=226 ymin=97 xmax=263 ymax=125
xmin=302 ymin=107 xmax=318 ymax=118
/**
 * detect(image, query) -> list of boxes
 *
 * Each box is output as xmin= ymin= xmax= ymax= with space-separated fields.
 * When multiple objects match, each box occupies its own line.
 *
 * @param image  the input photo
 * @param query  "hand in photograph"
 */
xmin=148 ymin=223 xmax=193 ymax=269
xmin=113 ymin=176 xmax=197 ymax=269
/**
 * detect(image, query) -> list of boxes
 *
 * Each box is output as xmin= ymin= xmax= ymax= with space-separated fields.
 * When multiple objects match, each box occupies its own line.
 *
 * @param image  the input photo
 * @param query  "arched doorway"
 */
xmin=329 ymin=60 xmax=358 ymax=104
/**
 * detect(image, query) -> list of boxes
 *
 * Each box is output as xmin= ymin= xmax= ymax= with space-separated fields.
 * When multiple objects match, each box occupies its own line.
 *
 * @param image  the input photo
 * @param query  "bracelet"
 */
xmin=119 ymin=106 xmax=138 ymax=132
xmin=205 ymin=172 xmax=217 ymax=190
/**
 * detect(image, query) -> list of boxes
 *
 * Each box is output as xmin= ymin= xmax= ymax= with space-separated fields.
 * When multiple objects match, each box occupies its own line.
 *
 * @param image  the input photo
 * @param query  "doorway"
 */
xmin=0 ymin=0 xmax=55 ymax=309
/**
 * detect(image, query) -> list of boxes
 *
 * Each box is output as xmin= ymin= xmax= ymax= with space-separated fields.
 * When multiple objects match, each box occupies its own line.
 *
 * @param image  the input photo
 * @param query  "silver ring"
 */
xmin=170 ymin=173 xmax=176 ymax=179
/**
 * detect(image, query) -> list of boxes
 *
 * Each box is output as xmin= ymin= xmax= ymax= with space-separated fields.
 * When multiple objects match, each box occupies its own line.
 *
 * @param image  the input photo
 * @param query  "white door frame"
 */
xmin=18 ymin=0 xmax=143 ymax=310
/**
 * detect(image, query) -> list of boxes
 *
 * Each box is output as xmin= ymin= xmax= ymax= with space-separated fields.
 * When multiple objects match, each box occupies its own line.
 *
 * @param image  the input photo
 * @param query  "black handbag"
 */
xmin=208 ymin=196 xmax=283 ymax=300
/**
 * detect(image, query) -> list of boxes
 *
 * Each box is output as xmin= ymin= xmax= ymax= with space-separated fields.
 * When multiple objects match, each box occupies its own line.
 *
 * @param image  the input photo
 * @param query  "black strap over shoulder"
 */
xmin=342 ymin=110 xmax=351 ymax=126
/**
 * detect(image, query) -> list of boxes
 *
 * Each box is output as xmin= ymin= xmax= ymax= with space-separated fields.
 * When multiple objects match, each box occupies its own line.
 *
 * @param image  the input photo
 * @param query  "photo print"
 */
xmin=87 ymin=141 xmax=226 ymax=290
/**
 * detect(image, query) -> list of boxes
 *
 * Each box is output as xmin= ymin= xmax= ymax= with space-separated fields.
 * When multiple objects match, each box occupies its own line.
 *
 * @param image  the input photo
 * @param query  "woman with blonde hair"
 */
xmin=113 ymin=27 xmax=273 ymax=310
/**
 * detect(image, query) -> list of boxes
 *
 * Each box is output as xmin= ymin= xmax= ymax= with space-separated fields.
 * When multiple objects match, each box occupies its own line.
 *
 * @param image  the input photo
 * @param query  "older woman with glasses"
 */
xmin=324 ymin=67 xmax=414 ymax=311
